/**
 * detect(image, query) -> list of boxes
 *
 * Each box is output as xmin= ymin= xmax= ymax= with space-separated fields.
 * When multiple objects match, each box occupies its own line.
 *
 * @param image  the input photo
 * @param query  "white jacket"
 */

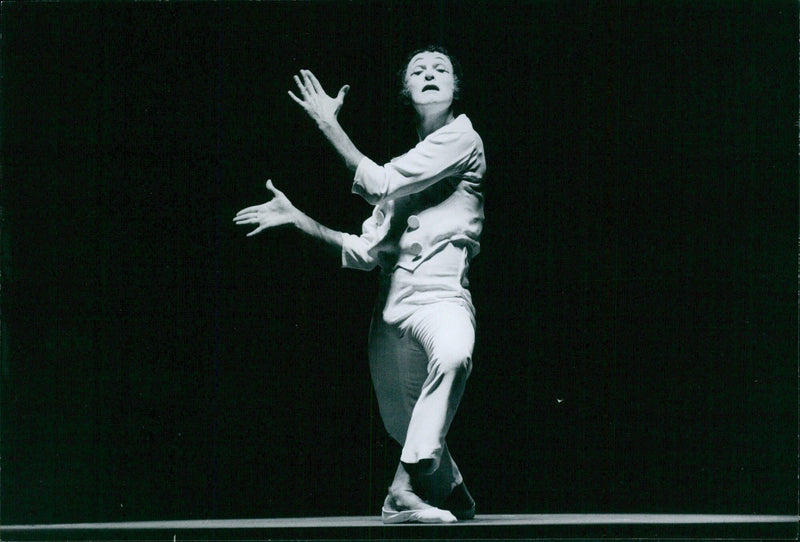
xmin=341 ymin=114 xmax=486 ymax=273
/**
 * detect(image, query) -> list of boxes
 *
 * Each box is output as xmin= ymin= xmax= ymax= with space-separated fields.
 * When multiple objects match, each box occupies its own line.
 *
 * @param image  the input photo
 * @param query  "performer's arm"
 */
xmin=288 ymin=70 xmax=364 ymax=173
xmin=287 ymin=69 xmax=478 ymax=205
xmin=352 ymin=126 xmax=478 ymax=204
xmin=234 ymin=180 xmax=343 ymax=257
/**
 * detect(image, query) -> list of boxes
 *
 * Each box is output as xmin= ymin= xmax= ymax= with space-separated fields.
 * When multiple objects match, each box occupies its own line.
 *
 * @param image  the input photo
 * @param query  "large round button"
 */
xmin=406 ymin=215 xmax=420 ymax=230
xmin=409 ymin=243 xmax=423 ymax=256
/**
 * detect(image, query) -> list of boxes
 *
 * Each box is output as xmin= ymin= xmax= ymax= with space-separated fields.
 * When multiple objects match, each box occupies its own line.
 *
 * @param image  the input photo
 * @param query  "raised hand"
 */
xmin=288 ymin=69 xmax=350 ymax=127
xmin=233 ymin=180 xmax=299 ymax=237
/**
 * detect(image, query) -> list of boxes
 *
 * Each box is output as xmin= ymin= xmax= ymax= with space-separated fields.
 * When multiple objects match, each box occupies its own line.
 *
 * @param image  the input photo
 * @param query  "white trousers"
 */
xmin=368 ymin=244 xmax=475 ymax=504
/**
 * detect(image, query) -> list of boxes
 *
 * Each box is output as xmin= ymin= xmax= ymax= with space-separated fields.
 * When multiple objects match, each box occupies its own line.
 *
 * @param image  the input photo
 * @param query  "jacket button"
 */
xmin=409 ymin=243 xmax=423 ymax=256
xmin=406 ymin=215 xmax=420 ymax=230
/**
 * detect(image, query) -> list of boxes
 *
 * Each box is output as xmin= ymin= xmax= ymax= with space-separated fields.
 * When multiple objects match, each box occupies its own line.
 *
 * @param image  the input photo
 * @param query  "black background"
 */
xmin=2 ymin=0 xmax=797 ymax=524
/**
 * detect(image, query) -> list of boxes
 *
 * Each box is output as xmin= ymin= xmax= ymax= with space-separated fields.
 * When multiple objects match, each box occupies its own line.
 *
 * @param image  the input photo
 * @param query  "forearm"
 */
xmin=292 ymin=209 xmax=344 ymax=257
xmin=317 ymin=118 xmax=365 ymax=173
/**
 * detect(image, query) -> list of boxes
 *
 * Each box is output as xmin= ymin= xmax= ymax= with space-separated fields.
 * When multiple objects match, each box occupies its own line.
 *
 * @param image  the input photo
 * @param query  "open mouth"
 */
xmin=422 ymin=85 xmax=439 ymax=92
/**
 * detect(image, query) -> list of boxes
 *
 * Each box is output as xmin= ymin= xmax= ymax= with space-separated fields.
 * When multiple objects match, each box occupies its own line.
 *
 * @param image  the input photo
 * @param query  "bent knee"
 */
xmin=431 ymin=350 xmax=472 ymax=377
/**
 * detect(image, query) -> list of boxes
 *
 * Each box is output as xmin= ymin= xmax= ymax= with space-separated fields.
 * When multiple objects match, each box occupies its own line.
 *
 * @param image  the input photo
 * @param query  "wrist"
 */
xmin=291 ymin=209 xmax=309 ymax=230
xmin=316 ymin=116 xmax=341 ymax=133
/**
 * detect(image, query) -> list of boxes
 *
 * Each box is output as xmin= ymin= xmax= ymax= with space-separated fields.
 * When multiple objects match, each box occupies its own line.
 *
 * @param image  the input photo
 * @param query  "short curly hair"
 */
xmin=397 ymin=45 xmax=463 ymax=106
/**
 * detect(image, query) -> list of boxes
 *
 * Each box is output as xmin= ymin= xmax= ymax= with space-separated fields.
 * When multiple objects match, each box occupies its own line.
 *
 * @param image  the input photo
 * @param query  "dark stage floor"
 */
xmin=3 ymin=513 xmax=798 ymax=541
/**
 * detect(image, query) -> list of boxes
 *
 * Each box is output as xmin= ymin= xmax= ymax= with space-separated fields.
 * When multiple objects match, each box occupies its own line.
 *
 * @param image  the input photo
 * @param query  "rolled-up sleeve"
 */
xmin=341 ymin=231 xmax=378 ymax=271
xmin=341 ymin=209 xmax=386 ymax=271
xmin=351 ymin=122 xmax=477 ymax=205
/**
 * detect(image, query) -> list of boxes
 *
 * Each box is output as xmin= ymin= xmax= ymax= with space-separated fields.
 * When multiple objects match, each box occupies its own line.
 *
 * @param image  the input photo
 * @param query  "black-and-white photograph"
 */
xmin=1 ymin=1 xmax=797 ymax=540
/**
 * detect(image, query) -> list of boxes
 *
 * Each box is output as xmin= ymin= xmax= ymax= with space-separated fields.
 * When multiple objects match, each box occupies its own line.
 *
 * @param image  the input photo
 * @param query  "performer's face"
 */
xmin=403 ymin=51 xmax=456 ymax=110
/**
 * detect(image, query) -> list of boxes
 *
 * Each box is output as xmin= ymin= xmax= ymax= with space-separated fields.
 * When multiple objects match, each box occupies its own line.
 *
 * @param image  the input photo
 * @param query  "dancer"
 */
xmin=234 ymin=46 xmax=485 ymax=524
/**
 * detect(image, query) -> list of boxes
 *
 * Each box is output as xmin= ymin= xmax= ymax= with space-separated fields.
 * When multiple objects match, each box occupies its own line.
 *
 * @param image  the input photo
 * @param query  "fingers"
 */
xmin=234 ymin=212 xmax=270 ymax=229
xmin=235 ymin=206 xmax=262 ymax=217
xmin=233 ymin=213 xmax=258 ymax=225
xmin=290 ymin=70 xmax=349 ymax=112
xmin=303 ymin=70 xmax=323 ymax=94
xmin=293 ymin=74 xmax=310 ymax=99
xmin=293 ymin=69 xmax=330 ymax=96
xmin=300 ymin=70 xmax=317 ymax=95
xmin=287 ymin=90 xmax=305 ymax=106
xmin=234 ymin=204 xmax=268 ymax=224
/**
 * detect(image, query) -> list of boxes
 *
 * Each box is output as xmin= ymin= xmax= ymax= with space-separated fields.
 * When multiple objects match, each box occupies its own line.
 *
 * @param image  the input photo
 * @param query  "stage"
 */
xmin=3 ymin=514 xmax=798 ymax=541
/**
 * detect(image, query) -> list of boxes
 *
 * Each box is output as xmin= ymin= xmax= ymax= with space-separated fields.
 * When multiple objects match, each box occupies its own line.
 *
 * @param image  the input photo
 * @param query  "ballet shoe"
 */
xmin=381 ymin=495 xmax=457 ymax=524
xmin=381 ymin=505 xmax=458 ymax=524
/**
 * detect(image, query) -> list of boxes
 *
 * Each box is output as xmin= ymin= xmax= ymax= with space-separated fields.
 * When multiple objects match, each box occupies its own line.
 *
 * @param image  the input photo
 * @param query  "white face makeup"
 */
xmin=403 ymin=51 xmax=456 ymax=109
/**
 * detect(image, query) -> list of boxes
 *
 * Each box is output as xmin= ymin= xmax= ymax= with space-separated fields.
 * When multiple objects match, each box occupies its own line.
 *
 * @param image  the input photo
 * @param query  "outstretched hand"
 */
xmin=234 ymin=180 xmax=299 ymax=237
xmin=288 ymin=69 xmax=350 ymax=127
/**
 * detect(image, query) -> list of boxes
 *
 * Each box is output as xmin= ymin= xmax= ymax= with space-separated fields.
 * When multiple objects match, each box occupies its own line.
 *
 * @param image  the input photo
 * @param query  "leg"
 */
xmin=369 ymin=302 xmax=475 ymax=522
xmin=368 ymin=311 xmax=426 ymax=447
xmin=368 ymin=308 xmax=460 ymax=523
xmin=400 ymin=302 xmax=476 ymax=518
xmin=400 ymin=302 xmax=474 ymax=475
